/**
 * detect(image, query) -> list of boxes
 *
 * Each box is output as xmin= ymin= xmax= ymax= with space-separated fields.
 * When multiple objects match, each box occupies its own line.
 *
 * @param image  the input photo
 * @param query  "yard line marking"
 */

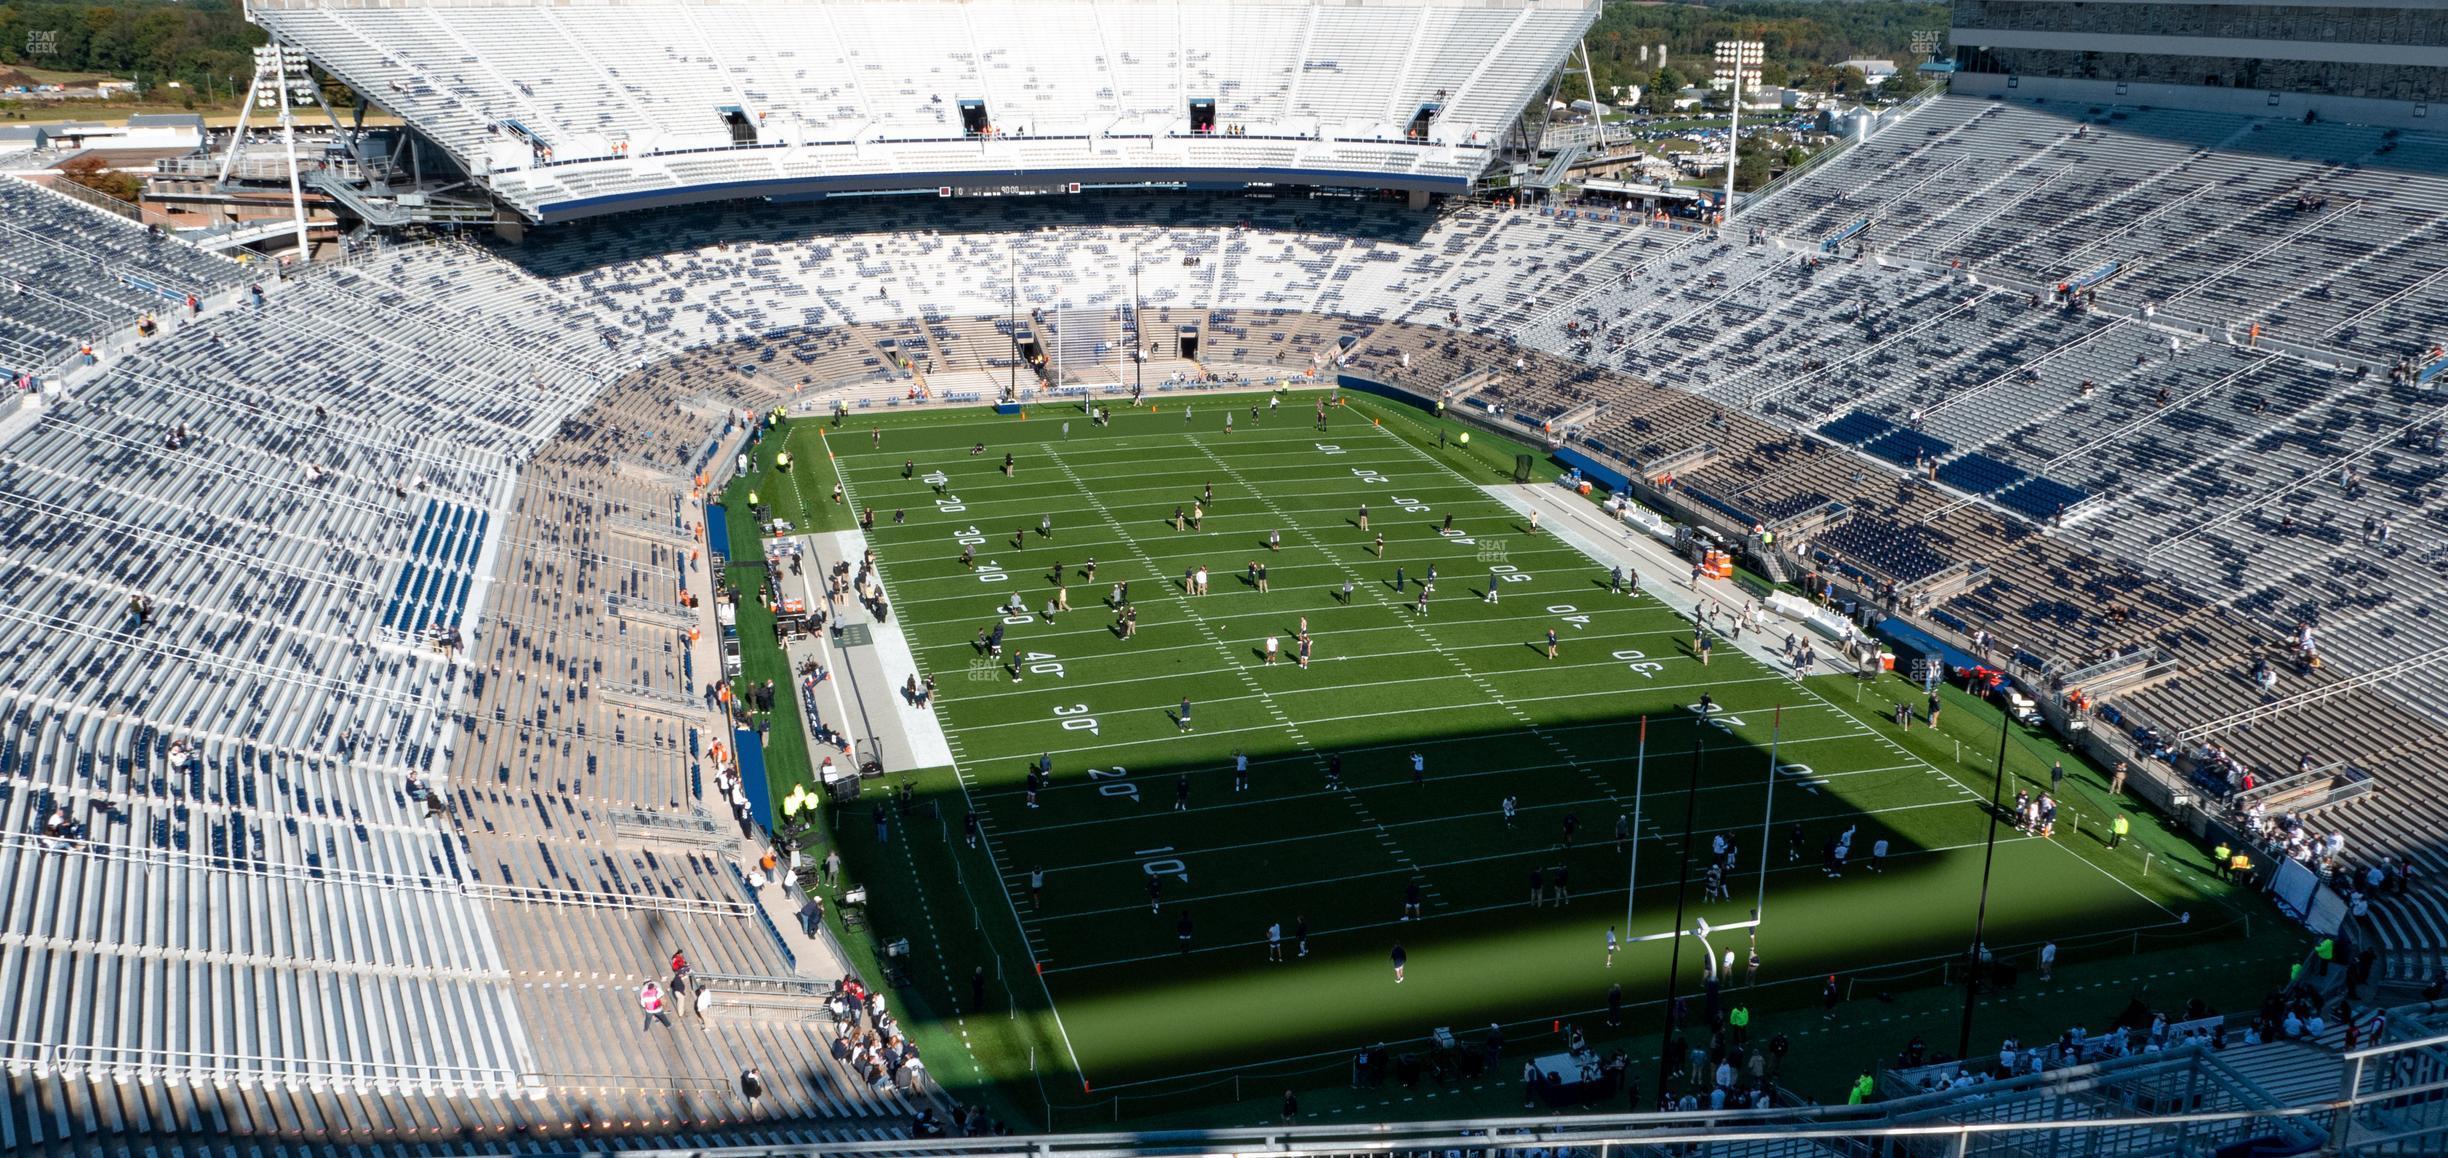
xmin=941 ymin=665 xmax=1802 ymax=734
xmin=1038 ymin=826 xmax=2064 ymax=975
xmin=1020 ymin=788 xmax=1970 ymax=883
xmin=835 ymin=442 xmax=1094 ymax=1090
xmin=1041 ymin=445 xmax=1313 ymax=765
xmin=966 ymin=708 xmax=1896 ymax=797
xmin=1170 ymin=440 xmax=1456 ymax=893
xmin=880 ymin=534 xmax=1607 ymax=610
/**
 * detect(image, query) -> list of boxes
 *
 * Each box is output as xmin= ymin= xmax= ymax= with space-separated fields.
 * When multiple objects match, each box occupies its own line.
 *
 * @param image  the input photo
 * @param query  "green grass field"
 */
xmin=727 ymin=390 xmax=2277 ymax=1126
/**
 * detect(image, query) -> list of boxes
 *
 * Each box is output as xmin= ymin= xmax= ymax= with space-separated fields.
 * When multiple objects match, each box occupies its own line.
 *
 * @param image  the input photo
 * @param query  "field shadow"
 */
xmin=810 ymin=704 xmax=2221 ymax=1094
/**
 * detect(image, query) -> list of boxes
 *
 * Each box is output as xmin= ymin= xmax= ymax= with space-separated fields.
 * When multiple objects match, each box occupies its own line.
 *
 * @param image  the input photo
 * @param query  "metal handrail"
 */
xmin=523 ymin=1069 xmax=734 ymax=1097
xmin=610 ymin=1033 xmax=2412 ymax=1158
xmin=689 ymin=971 xmax=835 ymax=998
xmin=2176 ymin=646 xmax=2448 ymax=741
xmin=39 ymin=1040 xmax=523 ymax=1087
xmin=1737 ymin=79 xmax=1948 ymax=220
xmin=0 ymin=828 xmax=458 ymax=895
xmin=462 ymin=881 xmax=755 ymax=918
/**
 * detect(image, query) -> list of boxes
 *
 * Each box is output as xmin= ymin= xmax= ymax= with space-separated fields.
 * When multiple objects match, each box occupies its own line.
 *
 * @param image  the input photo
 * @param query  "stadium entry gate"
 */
xmin=718 ymin=105 xmax=757 ymax=146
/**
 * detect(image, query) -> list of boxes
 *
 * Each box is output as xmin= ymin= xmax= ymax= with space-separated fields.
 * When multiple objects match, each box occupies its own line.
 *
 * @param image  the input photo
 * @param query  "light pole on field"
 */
xmin=1131 ymin=245 xmax=1143 ymax=398
xmin=1656 ymin=729 xmax=1706 ymax=1100
xmin=1623 ymin=717 xmax=1648 ymax=938
xmin=1957 ymin=698 xmax=2016 ymax=1060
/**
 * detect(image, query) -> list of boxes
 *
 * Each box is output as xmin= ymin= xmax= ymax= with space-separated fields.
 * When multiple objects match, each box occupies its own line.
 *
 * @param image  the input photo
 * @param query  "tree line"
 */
xmin=0 ymin=0 xmax=264 ymax=94
xmin=1585 ymin=0 xmax=1949 ymax=111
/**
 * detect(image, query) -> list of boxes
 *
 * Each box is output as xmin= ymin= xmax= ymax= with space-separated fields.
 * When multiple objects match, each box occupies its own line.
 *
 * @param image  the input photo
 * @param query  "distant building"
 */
xmin=1740 ymin=86 xmax=1805 ymax=111
xmin=1673 ymin=149 xmax=1732 ymax=176
xmin=1950 ymin=0 xmax=2446 ymax=128
xmin=123 ymin=114 xmax=207 ymax=152
xmin=38 ymin=122 xmax=112 ymax=148
xmin=1839 ymin=59 xmax=1901 ymax=85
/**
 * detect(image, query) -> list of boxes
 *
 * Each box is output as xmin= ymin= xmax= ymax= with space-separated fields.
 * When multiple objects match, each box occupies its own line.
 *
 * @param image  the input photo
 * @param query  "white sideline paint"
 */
xmin=1472 ymin=478 xmax=1832 ymax=678
xmin=820 ymin=528 xmax=956 ymax=769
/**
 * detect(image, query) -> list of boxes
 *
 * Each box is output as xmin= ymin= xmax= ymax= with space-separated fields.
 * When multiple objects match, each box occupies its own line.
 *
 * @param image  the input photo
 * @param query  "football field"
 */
xmin=781 ymin=391 xmax=2223 ymax=1094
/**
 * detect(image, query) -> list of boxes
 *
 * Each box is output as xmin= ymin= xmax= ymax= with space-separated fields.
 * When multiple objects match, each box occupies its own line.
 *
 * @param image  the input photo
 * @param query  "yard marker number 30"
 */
xmin=1053 ymin=703 xmax=1099 ymax=735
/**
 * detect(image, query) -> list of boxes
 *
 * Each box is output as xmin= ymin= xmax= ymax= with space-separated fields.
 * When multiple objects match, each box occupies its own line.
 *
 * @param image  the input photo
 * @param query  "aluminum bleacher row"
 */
xmin=0 ymin=192 xmax=924 ymax=1148
xmin=251 ymin=0 xmax=1598 ymax=221
xmin=1526 ymin=98 xmax=2445 ymax=704
xmin=0 ymin=219 xmax=561 ymax=1143
xmin=0 ymin=179 xmax=244 ymax=374
xmin=502 ymin=192 xmax=1673 ymax=362
xmin=1498 ymin=95 xmax=2448 ymax=944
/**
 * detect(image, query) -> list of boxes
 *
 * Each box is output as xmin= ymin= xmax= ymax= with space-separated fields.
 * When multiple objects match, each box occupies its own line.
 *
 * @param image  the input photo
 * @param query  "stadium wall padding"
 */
xmin=1551 ymin=445 xmax=1631 ymax=494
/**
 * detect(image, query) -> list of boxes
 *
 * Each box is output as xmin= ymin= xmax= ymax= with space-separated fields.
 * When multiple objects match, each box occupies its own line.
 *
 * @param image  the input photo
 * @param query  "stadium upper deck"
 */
xmin=250 ymin=0 xmax=1598 ymax=222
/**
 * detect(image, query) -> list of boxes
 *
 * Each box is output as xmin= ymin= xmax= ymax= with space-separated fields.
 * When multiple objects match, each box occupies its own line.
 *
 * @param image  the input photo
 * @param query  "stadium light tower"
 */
xmin=222 ymin=44 xmax=325 ymax=265
xmin=1130 ymin=245 xmax=1144 ymax=397
xmin=1656 ymin=729 xmax=1707 ymax=1100
xmin=1713 ymin=40 xmax=1765 ymax=222
xmin=1007 ymin=242 xmax=1020 ymax=403
xmin=1958 ymin=696 xmax=2017 ymax=1061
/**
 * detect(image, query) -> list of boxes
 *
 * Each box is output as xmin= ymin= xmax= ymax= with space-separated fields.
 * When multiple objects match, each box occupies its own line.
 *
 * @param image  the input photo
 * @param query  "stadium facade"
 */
xmin=1949 ymin=0 xmax=2448 ymax=127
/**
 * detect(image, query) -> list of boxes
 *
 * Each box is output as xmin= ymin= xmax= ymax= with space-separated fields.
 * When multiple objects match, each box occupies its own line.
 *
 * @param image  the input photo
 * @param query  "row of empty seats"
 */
xmin=0 ymin=179 xmax=244 ymax=372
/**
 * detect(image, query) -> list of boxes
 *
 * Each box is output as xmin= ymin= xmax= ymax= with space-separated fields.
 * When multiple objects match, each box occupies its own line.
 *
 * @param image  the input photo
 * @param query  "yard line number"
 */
xmin=926 ymin=472 xmax=959 ymax=512
xmin=1613 ymin=649 xmax=1664 ymax=679
xmin=1137 ymin=846 xmax=1190 ymax=882
xmin=1692 ymin=700 xmax=1747 ymax=734
xmin=1088 ymin=766 xmax=1135 ymax=801
xmin=1053 ymin=702 xmax=1099 ymax=736
xmin=954 ymin=525 xmax=1008 ymax=583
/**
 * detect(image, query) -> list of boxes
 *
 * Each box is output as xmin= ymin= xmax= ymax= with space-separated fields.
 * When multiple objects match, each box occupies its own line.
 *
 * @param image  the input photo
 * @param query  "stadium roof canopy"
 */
xmin=252 ymin=0 xmax=1600 ymax=223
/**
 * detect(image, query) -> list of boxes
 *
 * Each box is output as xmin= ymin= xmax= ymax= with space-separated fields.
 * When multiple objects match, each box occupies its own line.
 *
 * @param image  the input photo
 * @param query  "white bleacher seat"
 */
xmin=260 ymin=0 xmax=1600 ymax=221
